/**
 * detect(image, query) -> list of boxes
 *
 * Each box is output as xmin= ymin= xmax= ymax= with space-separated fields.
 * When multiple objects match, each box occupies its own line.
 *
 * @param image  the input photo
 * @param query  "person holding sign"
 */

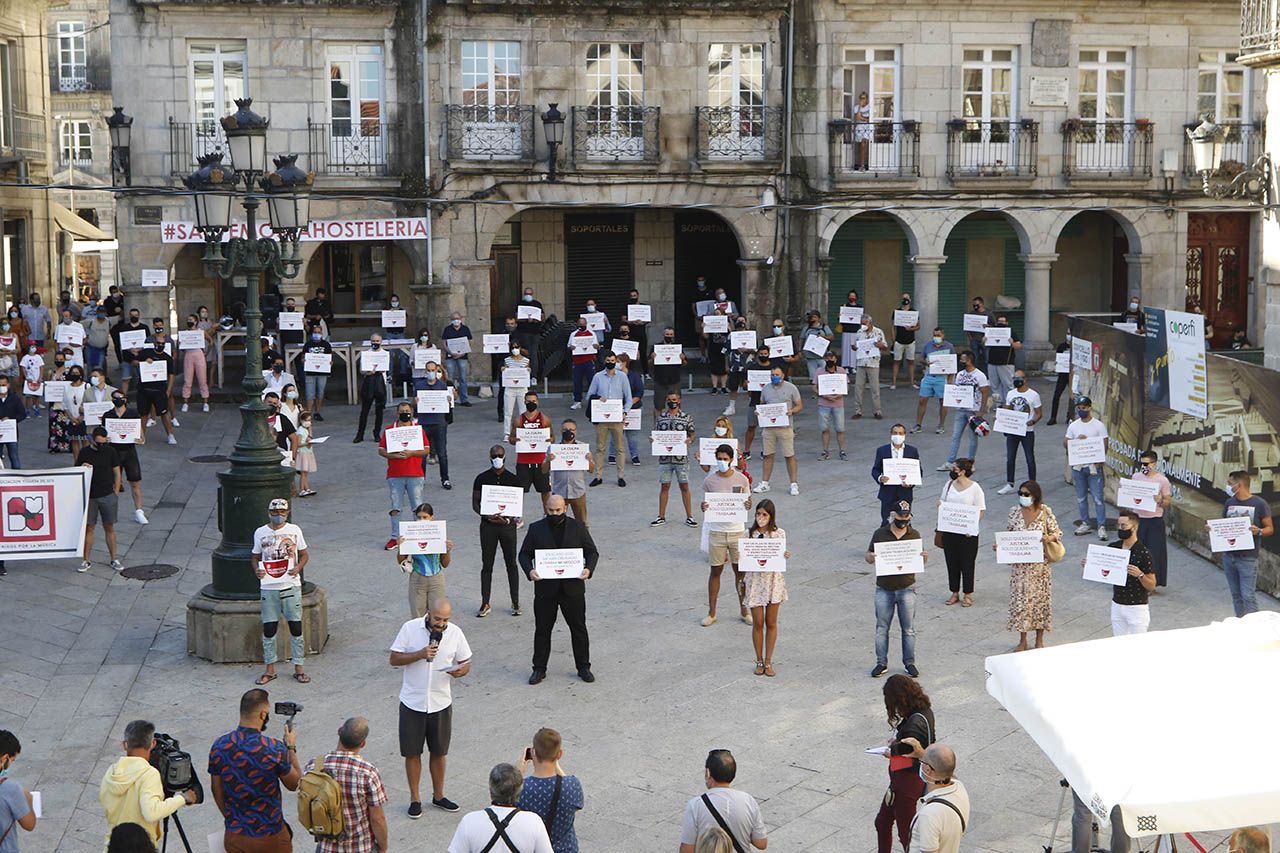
xmin=515 ymin=287 xmax=545 ymax=374
xmin=586 ymin=355 xmax=632 ymax=487
xmin=1130 ymin=450 xmax=1173 ymax=586
xmin=546 ymin=419 xmax=595 ymax=526
xmin=397 ymin=503 xmax=454 ymax=619
xmin=872 ymin=424 xmax=919 ymax=527
xmin=1063 ymin=396 xmax=1109 ymax=540
xmin=964 ymin=296 xmax=989 ymax=370
xmin=77 ymin=426 xmax=124 ymax=573
xmin=498 ymin=338 xmax=532 ymax=437
xmin=441 ymin=313 xmax=474 ymax=406
xmin=851 ymin=314 xmax=888 ymax=420
xmin=0 ymin=375 xmax=26 ymax=468
xmin=45 ymin=352 xmax=73 ymax=452
xmin=754 ymin=367 xmax=804 ymax=496
xmin=701 ymin=444 xmax=753 ymax=627
xmin=355 ymin=335 xmax=391 ymax=443
xmin=135 ymin=340 xmax=177 ymax=446
xmin=914 ymin=328 xmax=956 ymax=435
xmin=178 ymin=313 xmax=211 ymax=414
xmin=63 ymin=366 xmax=89 ymax=458
xmin=998 ymin=480 xmax=1062 ymax=651
xmin=1080 ymin=510 xmax=1155 ymax=635
xmin=995 ymin=369 xmax=1042 ymax=496
xmin=1046 ymin=337 xmax=1072 ymax=425
xmin=982 ymin=314 xmax=1020 ymax=405
xmin=302 ymin=323 xmax=334 ymax=421
xmin=417 ymin=361 xmax=454 ymax=489
xmin=706 ymin=308 xmax=732 ymax=394
xmin=651 ymin=389 xmax=697 ymax=528
xmin=889 ymin=294 xmax=921 ymax=390
xmin=251 ymin=498 xmax=311 ymax=684
xmin=510 ymin=390 xmax=553 ymax=513
xmin=625 ymin=288 xmax=650 ymax=373
xmin=864 ymin=501 xmax=926 ymax=678
xmin=19 ymin=343 xmax=43 ymax=417
xmin=801 ymin=310 xmax=835 ymax=381
xmin=1213 ymin=471 xmax=1274 ymax=617
xmin=744 ymin=500 xmax=790 ymax=678
xmin=649 ymin=327 xmax=687 ymax=422
xmin=814 ymin=353 xmax=848 ymax=460
xmin=722 ymin=318 xmax=754 ymax=417
xmin=519 ymin=495 xmax=600 ymax=684
xmin=106 ymin=391 xmax=148 ymax=524
xmin=379 ymin=401 xmax=431 ymax=550
xmin=568 ymin=318 xmax=599 ymax=409
xmin=941 ymin=350 xmax=989 ymax=472
xmin=606 ymin=352 xmax=644 ymax=465
xmin=472 ymin=446 xmax=524 ymax=618
xmin=939 ymin=459 xmax=985 ymax=607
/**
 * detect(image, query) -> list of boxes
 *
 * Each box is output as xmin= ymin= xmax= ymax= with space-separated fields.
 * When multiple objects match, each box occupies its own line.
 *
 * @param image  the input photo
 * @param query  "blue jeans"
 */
xmin=571 ymin=361 xmax=595 ymax=402
xmin=1072 ymin=466 xmax=1105 ymax=528
xmin=0 ymin=441 xmax=19 ymax=468
xmin=85 ymin=344 xmax=107 ymax=370
xmin=445 ymin=357 xmax=469 ymax=402
xmin=387 ymin=476 xmax=424 ymax=537
xmin=304 ymin=374 xmax=327 ymax=402
xmin=1222 ymin=552 xmax=1259 ymax=617
xmin=874 ymin=586 xmax=916 ymax=667
xmin=947 ymin=408 xmax=978 ymax=464
xmin=261 ymin=587 xmax=304 ymax=666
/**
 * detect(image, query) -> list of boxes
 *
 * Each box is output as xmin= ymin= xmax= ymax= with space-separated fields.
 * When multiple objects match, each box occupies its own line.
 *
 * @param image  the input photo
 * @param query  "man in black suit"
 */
xmin=871 ymin=423 xmax=920 ymax=527
xmin=518 ymin=495 xmax=600 ymax=685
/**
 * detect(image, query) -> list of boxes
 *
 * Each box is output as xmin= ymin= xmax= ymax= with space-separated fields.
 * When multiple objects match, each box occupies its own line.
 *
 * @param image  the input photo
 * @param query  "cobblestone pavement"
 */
xmin=0 ymin=377 xmax=1270 ymax=851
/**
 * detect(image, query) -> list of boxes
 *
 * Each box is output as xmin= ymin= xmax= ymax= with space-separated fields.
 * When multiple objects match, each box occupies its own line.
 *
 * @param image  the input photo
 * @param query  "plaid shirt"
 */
xmin=302 ymin=750 xmax=389 ymax=853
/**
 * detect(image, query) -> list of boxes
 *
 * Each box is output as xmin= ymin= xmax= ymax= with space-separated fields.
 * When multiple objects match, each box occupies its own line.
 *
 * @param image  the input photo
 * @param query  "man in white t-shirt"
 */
xmin=250 ymin=498 xmax=309 ymax=686
xmin=678 ymin=749 xmax=767 ymax=852
xmin=940 ymin=350 xmax=989 ymax=471
xmin=700 ymin=446 xmax=753 ymax=627
xmin=1063 ymin=395 xmax=1110 ymax=540
xmin=907 ymin=744 xmax=969 ymax=853
xmin=996 ymin=368 xmax=1043 ymax=495
xmin=389 ymin=597 xmax=472 ymax=818
xmin=448 ymin=763 xmax=552 ymax=853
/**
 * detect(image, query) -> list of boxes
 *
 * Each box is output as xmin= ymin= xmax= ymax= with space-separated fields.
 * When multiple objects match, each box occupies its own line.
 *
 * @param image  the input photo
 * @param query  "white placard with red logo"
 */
xmin=548 ymin=443 xmax=590 ymax=471
xmin=855 ymin=338 xmax=881 ymax=361
xmin=874 ymin=539 xmax=924 ymax=576
xmin=1116 ymin=478 xmax=1161 ymax=511
xmin=1083 ymin=544 xmax=1130 ymax=585
xmin=737 ymin=537 xmax=787 ymax=572
xmin=414 ymin=347 xmax=442 ymax=369
xmin=746 ymin=370 xmax=771 ymax=391
xmin=304 ymin=353 xmax=332 ymax=374
xmin=963 ymin=313 xmax=989 ymax=333
xmin=755 ymin=403 xmax=789 ymax=427
xmin=652 ymin=344 xmax=681 ymax=365
xmin=1113 ymin=322 xmax=1139 ymax=334
xmin=119 ymin=330 xmax=148 ymax=350
xmin=43 ymin=381 xmax=69 ymax=404
xmin=730 ymin=331 xmax=757 ymax=351
xmin=178 ymin=330 xmax=206 ymax=351
xmin=483 ymin=334 xmax=509 ymax=354
xmin=929 ymin=353 xmax=958 ymax=375
xmin=702 ymin=315 xmax=729 ymax=334
xmin=839 ymin=306 xmax=864 ymax=325
xmin=626 ymin=304 xmax=651 ymax=323
xmin=816 ymin=372 xmax=847 ymax=396
xmin=984 ymin=326 xmax=1012 ymax=347
xmin=942 ymin=384 xmax=975 ymax=409
xmin=803 ymin=335 xmax=831 ymax=357
xmin=882 ymin=458 xmax=922 ymax=486
xmin=516 ymin=427 xmax=550 ymax=455
xmin=479 ymin=484 xmax=523 ymax=518
xmin=361 ymin=350 xmax=390 ymax=372
xmin=699 ymin=438 xmax=738 ymax=467
xmin=1207 ymin=517 xmax=1255 ymax=552
xmin=993 ymin=408 xmax=1030 ymax=436
xmin=623 ymin=409 xmax=642 ymax=431
xmin=893 ymin=310 xmax=919 ymax=329
xmin=517 ymin=304 xmax=543 ymax=321
xmin=1067 ymin=436 xmax=1106 ymax=467
xmin=278 ymin=312 xmax=304 ymax=330
xmin=609 ymin=339 xmax=639 ymax=361
xmin=82 ymin=401 xmax=114 ymax=426
xmin=381 ymin=309 xmax=407 ymax=329
xmin=138 ymin=361 xmax=167 ymax=383
xmin=140 ymin=268 xmax=169 ymax=288
xmin=650 ymin=430 xmax=688 ymax=457
xmin=416 ymin=390 xmax=451 ymax=414
xmin=0 ymin=421 xmax=14 ymax=443
xmin=383 ymin=425 xmax=425 ymax=453
xmin=937 ymin=502 xmax=981 ymax=536
xmin=104 ymin=417 xmax=142 ymax=444
xmin=501 ymin=367 xmax=531 ymax=389
xmin=56 ymin=324 xmax=85 ymax=346
xmin=580 ymin=312 xmax=606 ymax=332
xmin=996 ymin=530 xmax=1044 ymax=564
xmin=0 ymin=467 xmax=92 ymax=561
xmin=535 ymin=548 xmax=586 ymax=579
xmin=1072 ymin=337 xmax=1093 ymax=370
xmin=398 ymin=520 xmax=447 ymax=555
xmin=765 ymin=335 xmax=794 ymax=358
xmin=704 ymin=493 xmax=749 ymax=524
xmin=591 ymin=399 xmax=624 ymax=423
xmin=445 ymin=336 xmax=471 ymax=356
xmin=571 ymin=335 xmax=597 ymax=356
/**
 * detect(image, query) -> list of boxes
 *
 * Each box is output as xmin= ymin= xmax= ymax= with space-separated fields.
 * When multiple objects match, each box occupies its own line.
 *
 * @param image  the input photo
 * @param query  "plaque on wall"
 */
xmin=1030 ymin=76 xmax=1069 ymax=107
xmin=133 ymin=206 xmax=163 ymax=226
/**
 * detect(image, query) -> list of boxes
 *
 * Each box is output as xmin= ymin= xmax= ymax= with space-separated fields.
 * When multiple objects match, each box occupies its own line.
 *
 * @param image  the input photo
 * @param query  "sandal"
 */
xmin=961 ymin=595 xmax=973 ymax=607
xmin=293 ymin=672 xmax=311 ymax=684
xmin=945 ymin=594 xmax=960 ymax=606
xmin=764 ymin=663 xmax=776 ymax=677
xmin=255 ymin=672 xmax=277 ymax=685
xmin=754 ymin=660 xmax=765 ymax=676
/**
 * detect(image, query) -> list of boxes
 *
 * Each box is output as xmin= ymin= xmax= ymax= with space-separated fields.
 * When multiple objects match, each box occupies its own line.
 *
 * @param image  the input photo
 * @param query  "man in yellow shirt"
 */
xmin=99 ymin=720 xmax=195 ymax=849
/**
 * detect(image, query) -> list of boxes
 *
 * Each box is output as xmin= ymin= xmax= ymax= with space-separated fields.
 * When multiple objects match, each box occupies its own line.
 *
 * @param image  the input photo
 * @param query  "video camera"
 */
xmin=149 ymin=733 xmax=204 ymax=804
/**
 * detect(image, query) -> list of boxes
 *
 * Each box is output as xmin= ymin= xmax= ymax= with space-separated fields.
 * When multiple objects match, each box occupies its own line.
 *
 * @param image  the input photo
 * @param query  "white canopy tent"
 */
xmin=986 ymin=611 xmax=1280 ymax=838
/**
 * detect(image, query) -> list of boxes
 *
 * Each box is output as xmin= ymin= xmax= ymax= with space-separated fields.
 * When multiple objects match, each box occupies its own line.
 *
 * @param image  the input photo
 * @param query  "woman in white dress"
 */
xmin=853 ymin=91 xmax=874 ymax=170
xmin=744 ymin=498 xmax=790 ymax=677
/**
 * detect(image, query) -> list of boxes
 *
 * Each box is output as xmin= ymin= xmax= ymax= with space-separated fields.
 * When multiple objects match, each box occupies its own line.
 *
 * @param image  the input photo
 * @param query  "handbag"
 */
xmin=1039 ymin=510 xmax=1066 ymax=563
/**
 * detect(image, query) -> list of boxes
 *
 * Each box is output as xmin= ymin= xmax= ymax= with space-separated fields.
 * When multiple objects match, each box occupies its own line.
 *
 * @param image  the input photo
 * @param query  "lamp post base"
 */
xmin=186 ymin=583 xmax=329 ymax=663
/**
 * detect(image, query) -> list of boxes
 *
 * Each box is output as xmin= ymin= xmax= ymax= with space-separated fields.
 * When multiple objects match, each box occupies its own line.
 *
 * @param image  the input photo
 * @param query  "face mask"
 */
xmin=1128 ymin=302 xmax=1138 ymax=311
xmin=491 ymin=456 xmax=504 ymax=469
xmin=6 ymin=312 xmax=14 ymax=319
xmin=130 ymin=317 xmax=140 ymax=325
xmin=28 ymin=346 xmax=36 ymax=354
xmin=55 ymin=360 xmax=66 ymax=367
xmin=890 ymin=434 xmax=905 ymax=447
xmin=372 ymin=342 xmax=382 ymax=350
xmin=972 ymin=303 xmax=981 ymax=311
xmin=586 ymin=305 xmax=596 ymax=313
xmin=426 ymin=371 xmax=438 ymax=381
xmin=0 ymin=387 xmax=7 ymax=397
xmin=562 ymin=430 xmax=575 ymax=442
xmin=1019 ymin=495 xmax=1034 ymax=508
xmin=391 ymin=299 xmax=400 ymax=307
xmin=716 ymin=459 xmax=731 ymax=473
xmin=69 ymin=373 xmax=83 ymax=383
xmin=1140 ymin=463 xmax=1152 ymax=474
xmin=902 ymin=298 xmax=911 ymax=306
xmin=112 ymin=398 xmax=126 ymax=408
xmin=421 ymin=336 xmax=431 ymax=344
xmin=155 ymin=343 xmax=166 ymax=351
xmin=770 ymin=375 xmax=782 ymax=385
xmin=90 ymin=376 xmax=100 ymax=387
xmin=629 ymin=296 xmax=639 ymax=304
xmin=312 ymin=333 xmax=322 ymax=341
xmin=268 ymin=514 xmax=286 ymax=526
xmin=548 ymin=513 xmax=567 ymax=526
xmin=933 ymin=336 xmax=943 ymax=345
xmin=605 ymin=362 xmax=617 ymax=371
xmin=919 ymin=765 xmax=929 ymax=784
xmin=618 ymin=330 xmax=629 ymax=338
xmin=1013 ymin=377 xmax=1025 ymax=388
xmin=714 ymin=426 xmax=728 ymax=437
xmin=451 ymin=319 xmax=462 ymax=327
xmin=578 ymin=324 xmax=587 ymax=331
xmin=511 ymin=348 xmax=521 ymax=356
xmin=893 ymin=519 xmax=909 ymax=530
xmin=825 ymin=360 xmax=837 ymax=368
xmin=188 ymin=321 xmax=196 ymax=328
xmin=1077 ymin=408 xmax=1090 ymax=419
xmin=525 ymin=401 xmax=538 ymax=412
xmin=93 ymin=440 xmax=107 ymax=450
xmin=667 ymin=400 xmax=679 ymax=409
xmin=716 ymin=292 xmax=726 ymax=301
xmin=523 ymin=294 xmax=533 ymax=303
xmin=1118 ymin=526 xmax=1134 ymax=540
xmin=273 ymin=365 xmax=283 ymax=373
xmin=773 ymin=325 xmax=783 ymax=334
xmin=949 ymin=470 xmax=961 ymax=481
xmin=697 ymin=280 xmax=706 ymax=290
xmin=1 ymin=324 xmax=7 ymax=332
xmin=664 ymin=335 xmax=674 ymax=343
xmin=398 ymin=411 xmax=412 ymax=422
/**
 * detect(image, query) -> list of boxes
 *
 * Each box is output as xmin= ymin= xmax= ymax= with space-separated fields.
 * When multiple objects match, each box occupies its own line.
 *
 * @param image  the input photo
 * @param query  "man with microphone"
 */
xmin=518 ymin=495 xmax=600 ymax=685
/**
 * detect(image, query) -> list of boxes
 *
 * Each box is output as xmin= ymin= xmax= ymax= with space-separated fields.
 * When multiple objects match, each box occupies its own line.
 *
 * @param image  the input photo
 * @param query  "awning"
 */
xmin=985 ymin=611 xmax=1280 ymax=837
xmin=51 ymin=201 xmax=117 ymax=252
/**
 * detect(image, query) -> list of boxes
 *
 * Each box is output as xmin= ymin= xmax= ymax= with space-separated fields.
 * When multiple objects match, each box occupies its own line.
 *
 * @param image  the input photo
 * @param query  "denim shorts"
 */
xmin=261 ymin=586 xmax=302 ymax=623
xmin=919 ymin=375 xmax=947 ymax=398
xmin=659 ymin=460 xmax=690 ymax=485
xmin=818 ymin=406 xmax=845 ymax=433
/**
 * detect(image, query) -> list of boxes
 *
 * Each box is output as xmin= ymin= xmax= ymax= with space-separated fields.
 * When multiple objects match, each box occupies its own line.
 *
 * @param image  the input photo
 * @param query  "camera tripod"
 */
xmin=161 ymin=812 xmax=194 ymax=853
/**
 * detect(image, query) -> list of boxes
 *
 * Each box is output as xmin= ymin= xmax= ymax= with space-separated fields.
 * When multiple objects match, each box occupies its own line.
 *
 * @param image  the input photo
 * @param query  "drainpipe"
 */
xmin=420 ymin=0 xmax=434 ymax=291
xmin=782 ymin=0 xmax=796 ymax=321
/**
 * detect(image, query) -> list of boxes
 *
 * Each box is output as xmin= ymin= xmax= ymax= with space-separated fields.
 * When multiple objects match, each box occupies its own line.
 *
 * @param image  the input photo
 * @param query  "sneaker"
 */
xmin=570 ymin=402 xmax=582 ymax=410
xmin=441 ymin=481 xmax=452 ymax=490
xmin=78 ymin=560 xmax=92 ymax=573
xmin=905 ymin=663 xmax=920 ymax=678
xmin=511 ymin=605 xmax=522 ymax=616
xmin=789 ymin=482 xmax=800 ymax=496
xmin=935 ymin=426 xmax=945 ymax=435
xmin=889 ymin=384 xmax=897 ymax=390
xmin=871 ymin=664 xmax=888 ymax=678
xmin=818 ymin=450 xmax=829 ymax=461
xmin=752 ymin=481 xmax=771 ymax=493
xmin=589 ymin=478 xmax=602 ymax=487
xmin=1074 ymin=522 xmax=1092 ymax=536
xmin=146 ymin=417 xmax=156 ymax=428
xmin=202 ymin=403 xmax=210 ymax=413
xmin=384 ymin=538 xmax=398 ymax=551
xmin=432 ymin=797 xmax=460 ymax=813
xmin=426 ymin=454 xmax=437 ymax=464
xmin=171 ymin=417 xmax=180 ymax=427
xmin=911 ymin=424 xmax=923 ymax=434
xmin=650 ymin=517 xmax=667 ymax=527
xmin=407 ymin=801 xmax=423 ymax=819
xmin=684 ymin=517 xmax=698 ymax=528
xmin=996 ymin=483 xmax=1015 ymax=495
xmin=181 ymin=403 xmax=189 ymax=413
xmin=722 ymin=403 xmax=736 ymax=416
xmin=874 ymin=412 xmax=883 ymax=420
xmin=134 ymin=509 xmax=149 ymax=525
xmin=312 ymin=411 xmax=323 ymax=421
xmin=617 ymin=478 xmax=626 ymax=487
xmin=838 ymin=450 xmax=848 ymax=461
xmin=166 ymin=435 xmax=177 ymax=446
xmin=110 ymin=559 xmax=125 ymax=573
xmin=935 ymin=463 xmax=951 ymax=472
xmin=700 ymin=614 xmax=717 ymax=627
xmin=476 ymin=603 xmax=491 ymax=618
xmin=631 ymin=455 xmax=641 ymax=465
xmin=742 ymin=451 xmax=752 ymax=461
xmin=1098 ymin=525 xmax=1108 ymax=541
xmin=608 ymin=456 xmax=616 ymax=464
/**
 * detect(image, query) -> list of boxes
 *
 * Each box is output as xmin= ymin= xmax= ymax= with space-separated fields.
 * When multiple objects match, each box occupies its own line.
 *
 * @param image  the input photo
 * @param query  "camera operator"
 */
xmin=208 ymin=689 xmax=301 ymax=853
xmin=100 ymin=720 xmax=195 ymax=849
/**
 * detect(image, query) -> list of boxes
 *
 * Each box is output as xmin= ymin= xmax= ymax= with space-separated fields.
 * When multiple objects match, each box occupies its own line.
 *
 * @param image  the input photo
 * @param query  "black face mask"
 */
xmin=949 ymin=470 xmax=961 ymax=481
xmin=112 ymin=398 xmax=126 ymax=408
xmin=525 ymin=401 xmax=538 ymax=412
xmin=618 ymin=331 xmax=629 ymax=338
xmin=893 ymin=519 xmax=909 ymax=529
xmin=129 ymin=317 xmax=140 ymax=325
xmin=260 ymin=713 xmax=269 ymax=732
xmin=548 ymin=513 xmax=566 ymax=526
xmin=187 ymin=321 xmax=196 ymax=328
xmin=1118 ymin=527 xmax=1134 ymax=540
xmin=825 ymin=360 xmax=837 ymax=368
xmin=605 ymin=362 xmax=617 ymax=370
xmin=1013 ymin=378 xmax=1025 ymax=388
xmin=55 ymin=360 xmax=65 ymax=367
xmin=667 ymin=400 xmax=679 ymax=409
xmin=562 ymin=430 xmax=575 ymax=442
xmin=663 ymin=336 xmax=674 ymax=343
xmin=398 ymin=411 xmax=412 ymax=422
xmin=93 ymin=440 xmax=107 ymax=450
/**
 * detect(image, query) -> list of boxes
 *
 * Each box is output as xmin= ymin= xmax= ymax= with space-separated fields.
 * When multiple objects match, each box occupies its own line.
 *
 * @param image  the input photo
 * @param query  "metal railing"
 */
xmin=307 ymin=120 xmax=399 ymax=176
xmin=570 ymin=105 xmax=660 ymax=165
xmin=1241 ymin=0 xmax=1280 ymax=60
xmin=1 ymin=110 xmax=47 ymax=159
xmin=945 ymin=118 xmax=1038 ymax=178
xmin=168 ymin=119 xmax=227 ymax=174
xmin=1182 ymin=120 xmax=1263 ymax=177
xmin=694 ymin=105 xmax=783 ymax=163
xmin=444 ymin=104 xmax=536 ymax=162
xmin=828 ymin=119 xmax=920 ymax=178
xmin=58 ymin=152 xmax=94 ymax=170
xmin=1061 ymin=120 xmax=1153 ymax=179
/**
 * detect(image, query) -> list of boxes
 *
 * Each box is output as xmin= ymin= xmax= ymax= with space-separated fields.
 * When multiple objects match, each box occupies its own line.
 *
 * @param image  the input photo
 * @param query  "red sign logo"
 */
xmin=1 ymin=486 xmax=56 ymax=543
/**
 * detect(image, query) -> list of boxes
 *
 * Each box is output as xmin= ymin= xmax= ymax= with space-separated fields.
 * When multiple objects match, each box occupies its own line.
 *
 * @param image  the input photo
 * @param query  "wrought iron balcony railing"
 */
xmin=444 ymin=104 xmax=536 ymax=162
xmin=570 ymin=105 xmax=660 ymax=165
xmin=828 ymin=119 xmax=920 ymax=178
xmin=1240 ymin=0 xmax=1280 ymax=64
xmin=1182 ymin=120 xmax=1264 ymax=178
xmin=168 ymin=119 xmax=227 ymax=174
xmin=694 ymin=105 xmax=783 ymax=164
xmin=945 ymin=118 xmax=1038 ymax=178
xmin=1 ymin=110 xmax=47 ymax=160
xmin=1061 ymin=120 xmax=1153 ymax=179
xmin=307 ymin=120 xmax=399 ymax=177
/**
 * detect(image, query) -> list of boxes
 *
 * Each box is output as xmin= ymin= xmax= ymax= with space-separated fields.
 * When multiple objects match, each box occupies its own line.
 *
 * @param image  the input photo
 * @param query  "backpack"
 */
xmin=297 ymin=755 xmax=344 ymax=838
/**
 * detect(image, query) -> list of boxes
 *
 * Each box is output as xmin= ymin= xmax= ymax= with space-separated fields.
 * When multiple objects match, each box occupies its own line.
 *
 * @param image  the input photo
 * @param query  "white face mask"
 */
xmin=491 ymin=457 xmax=504 ymax=469
xmin=391 ymin=299 xmax=400 ymax=307
xmin=523 ymin=294 xmax=533 ymax=303
xmin=511 ymin=348 xmax=521 ymax=356
xmin=716 ymin=459 xmax=731 ymax=473
xmin=586 ymin=305 xmax=596 ymax=313
xmin=714 ymin=426 xmax=728 ymax=437
xmin=426 ymin=371 xmax=438 ymax=381
xmin=420 ymin=336 xmax=429 ymax=344
xmin=451 ymin=319 xmax=462 ymax=327
xmin=1019 ymin=495 xmax=1034 ymax=508
xmin=890 ymin=434 xmax=905 ymax=447
xmin=286 ymin=391 xmax=298 ymax=400
xmin=772 ymin=325 xmax=783 ymax=334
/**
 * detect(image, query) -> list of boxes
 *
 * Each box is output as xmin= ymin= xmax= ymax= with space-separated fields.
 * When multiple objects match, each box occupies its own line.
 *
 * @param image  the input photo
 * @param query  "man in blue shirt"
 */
xmin=517 ymin=727 xmax=585 ymax=853
xmin=585 ymin=354 xmax=633 ymax=487
xmin=440 ymin=312 xmax=473 ymax=406
xmin=913 ymin=327 xmax=956 ymax=435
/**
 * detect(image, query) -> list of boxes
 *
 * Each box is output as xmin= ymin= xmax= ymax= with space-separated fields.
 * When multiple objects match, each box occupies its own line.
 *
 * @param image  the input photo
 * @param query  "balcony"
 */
xmin=307 ymin=120 xmax=400 ymax=177
xmin=168 ymin=119 xmax=226 ymax=174
xmin=945 ymin=119 xmax=1038 ymax=179
xmin=1240 ymin=0 xmax=1280 ymax=66
xmin=444 ymin=104 xmax=536 ymax=163
xmin=59 ymin=152 xmax=94 ymax=171
xmin=54 ymin=61 xmax=111 ymax=94
xmin=694 ymin=105 xmax=783 ymax=165
xmin=1182 ymin=120 xmax=1264 ymax=178
xmin=1061 ymin=120 xmax=1153 ymax=180
xmin=570 ymin=105 xmax=660 ymax=166
xmin=828 ymin=119 xmax=920 ymax=179
xmin=0 ymin=110 xmax=47 ymax=161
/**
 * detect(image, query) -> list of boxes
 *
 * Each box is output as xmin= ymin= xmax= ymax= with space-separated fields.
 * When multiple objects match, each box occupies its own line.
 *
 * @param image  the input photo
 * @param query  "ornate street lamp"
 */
xmin=541 ymin=103 xmax=565 ymax=182
xmin=105 ymin=106 xmax=133 ymax=186
xmin=1187 ymin=115 xmax=1273 ymax=207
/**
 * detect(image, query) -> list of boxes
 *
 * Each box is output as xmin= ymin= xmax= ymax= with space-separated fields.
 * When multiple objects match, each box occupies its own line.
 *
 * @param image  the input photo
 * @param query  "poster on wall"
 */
xmin=1067 ymin=317 xmax=1146 ymax=496
xmin=1144 ymin=307 xmax=1208 ymax=420
xmin=0 ymin=468 xmax=92 ymax=561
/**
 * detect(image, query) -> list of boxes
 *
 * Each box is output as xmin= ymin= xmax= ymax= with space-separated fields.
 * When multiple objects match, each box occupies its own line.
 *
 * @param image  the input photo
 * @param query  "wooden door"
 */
xmin=1186 ymin=212 xmax=1251 ymax=347
xmin=489 ymin=247 xmax=521 ymax=332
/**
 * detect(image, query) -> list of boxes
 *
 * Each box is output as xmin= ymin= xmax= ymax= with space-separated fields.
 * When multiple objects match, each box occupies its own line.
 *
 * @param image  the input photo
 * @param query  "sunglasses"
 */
xmin=1018 ymin=491 xmax=1032 ymax=498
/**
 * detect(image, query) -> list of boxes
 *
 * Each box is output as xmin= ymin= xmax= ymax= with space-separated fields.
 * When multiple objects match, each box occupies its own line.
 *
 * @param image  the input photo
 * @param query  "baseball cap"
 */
xmin=1076 ymin=395 xmax=1093 ymax=407
xmin=268 ymin=498 xmax=289 ymax=511
xmin=892 ymin=500 xmax=912 ymax=518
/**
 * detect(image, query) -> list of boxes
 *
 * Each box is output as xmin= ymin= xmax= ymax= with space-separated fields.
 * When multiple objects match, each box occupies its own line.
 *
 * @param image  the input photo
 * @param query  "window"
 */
xmin=705 ymin=43 xmax=765 ymax=158
xmin=961 ymin=47 xmax=1017 ymax=140
xmin=1078 ymin=48 xmax=1132 ymax=134
xmin=584 ymin=43 xmax=644 ymax=158
xmin=459 ymin=41 xmax=522 ymax=158
xmin=326 ymin=243 xmax=390 ymax=314
xmin=843 ymin=47 xmax=898 ymax=123
xmin=59 ymin=120 xmax=91 ymax=167
xmin=57 ymin=21 xmax=87 ymax=91
xmin=325 ymin=44 xmax=386 ymax=172
xmin=189 ymin=41 xmax=246 ymax=158
xmin=1197 ymin=50 xmax=1249 ymax=124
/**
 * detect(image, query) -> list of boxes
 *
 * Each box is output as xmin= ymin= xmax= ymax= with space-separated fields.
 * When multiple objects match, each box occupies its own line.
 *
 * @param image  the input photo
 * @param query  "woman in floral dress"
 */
xmin=999 ymin=479 xmax=1063 ymax=651
xmin=744 ymin=498 xmax=790 ymax=677
xmin=46 ymin=352 xmax=71 ymax=452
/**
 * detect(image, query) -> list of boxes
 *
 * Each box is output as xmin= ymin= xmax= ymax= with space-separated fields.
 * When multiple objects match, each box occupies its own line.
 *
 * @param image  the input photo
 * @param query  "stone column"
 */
xmin=1124 ymin=252 xmax=1153 ymax=304
xmin=450 ymin=258 xmax=495 ymax=380
xmin=814 ymin=255 xmax=832 ymax=315
xmin=1264 ymin=266 xmax=1280 ymax=371
xmin=909 ymin=255 xmax=946 ymax=337
xmin=738 ymin=259 xmax=773 ymax=328
xmin=1018 ymin=253 xmax=1058 ymax=354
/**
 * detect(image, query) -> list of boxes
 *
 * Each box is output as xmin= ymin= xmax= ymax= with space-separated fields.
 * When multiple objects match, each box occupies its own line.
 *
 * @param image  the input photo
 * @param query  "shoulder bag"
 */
xmin=700 ymin=793 xmax=748 ymax=853
xmin=545 ymin=775 xmax=562 ymax=836
xmin=1039 ymin=509 xmax=1065 ymax=563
